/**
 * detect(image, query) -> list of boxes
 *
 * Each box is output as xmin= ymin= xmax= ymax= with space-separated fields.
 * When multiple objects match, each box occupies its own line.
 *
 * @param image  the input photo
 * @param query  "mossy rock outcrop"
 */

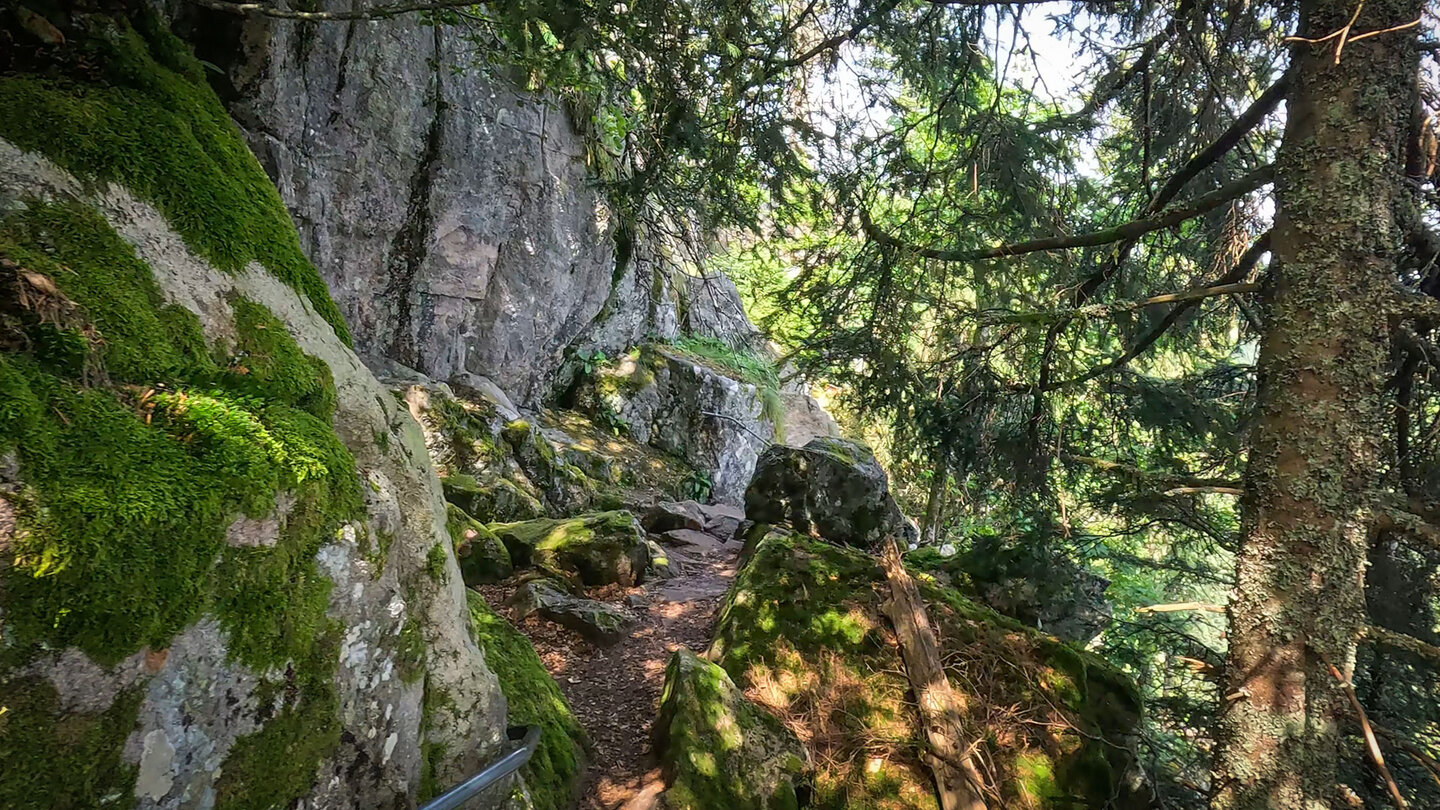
xmin=655 ymin=648 xmax=810 ymax=810
xmin=0 ymin=13 xmax=507 ymax=808
xmin=446 ymin=503 xmax=513 ymax=584
xmin=706 ymin=531 xmax=1149 ymax=810
xmin=744 ymin=437 xmax=918 ymax=551
xmin=508 ymin=578 xmax=636 ymax=646
xmin=469 ymin=592 xmax=587 ymax=810
xmin=403 ymin=381 xmax=598 ymax=518
xmin=490 ymin=511 xmax=650 ymax=587
xmin=443 ymin=472 xmax=545 ymax=524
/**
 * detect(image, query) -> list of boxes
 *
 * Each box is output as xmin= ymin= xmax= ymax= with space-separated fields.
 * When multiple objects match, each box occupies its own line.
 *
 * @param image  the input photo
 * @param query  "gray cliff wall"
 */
xmin=204 ymin=6 xmax=761 ymax=406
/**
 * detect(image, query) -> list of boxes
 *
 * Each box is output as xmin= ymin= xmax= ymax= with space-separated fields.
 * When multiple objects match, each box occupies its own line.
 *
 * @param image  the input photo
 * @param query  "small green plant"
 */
xmin=675 ymin=469 xmax=713 ymax=502
xmin=577 ymin=348 xmax=610 ymax=377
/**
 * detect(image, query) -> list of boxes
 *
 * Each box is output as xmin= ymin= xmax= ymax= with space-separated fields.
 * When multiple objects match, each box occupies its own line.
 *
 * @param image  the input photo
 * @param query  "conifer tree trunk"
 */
xmin=1211 ymin=2 xmax=1420 ymax=808
xmin=921 ymin=454 xmax=949 ymax=545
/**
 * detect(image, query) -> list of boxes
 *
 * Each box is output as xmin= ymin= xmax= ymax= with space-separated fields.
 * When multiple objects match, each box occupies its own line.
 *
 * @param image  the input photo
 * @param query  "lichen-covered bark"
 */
xmin=1210 ymin=2 xmax=1420 ymax=807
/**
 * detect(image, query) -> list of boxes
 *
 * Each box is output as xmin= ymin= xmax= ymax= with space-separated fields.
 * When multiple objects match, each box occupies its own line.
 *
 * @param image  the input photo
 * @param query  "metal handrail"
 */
xmin=418 ymin=725 xmax=542 ymax=810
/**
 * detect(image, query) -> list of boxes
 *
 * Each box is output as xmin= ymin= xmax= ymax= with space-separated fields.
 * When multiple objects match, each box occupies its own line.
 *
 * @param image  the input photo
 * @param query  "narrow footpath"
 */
xmin=476 ymin=523 xmax=741 ymax=810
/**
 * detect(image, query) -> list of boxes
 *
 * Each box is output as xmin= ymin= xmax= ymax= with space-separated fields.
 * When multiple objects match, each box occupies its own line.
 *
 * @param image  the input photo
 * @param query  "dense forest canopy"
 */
xmin=28 ymin=0 xmax=1440 ymax=807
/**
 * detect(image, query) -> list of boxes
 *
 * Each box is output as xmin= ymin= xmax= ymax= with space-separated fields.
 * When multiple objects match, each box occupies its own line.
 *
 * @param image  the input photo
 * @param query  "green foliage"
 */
xmin=0 ymin=680 xmax=141 ymax=810
xmin=0 ymin=12 xmax=350 ymax=343
xmin=468 ymin=591 xmax=585 ymax=810
xmin=669 ymin=334 xmax=779 ymax=391
xmin=674 ymin=468 xmax=714 ymax=503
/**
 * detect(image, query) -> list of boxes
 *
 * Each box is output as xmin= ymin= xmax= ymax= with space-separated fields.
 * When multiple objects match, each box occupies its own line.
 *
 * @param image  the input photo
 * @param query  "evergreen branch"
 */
xmin=1059 ymin=453 xmax=1240 ymax=491
xmin=769 ymin=0 xmax=903 ymax=68
xmin=185 ymin=0 xmax=482 ymax=21
xmin=860 ymin=166 xmax=1273 ymax=263
xmin=1049 ymin=231 xmax=1271 ymax=388
xmin=770 ymin=0 xmax=1084 ymax=67
xmin=1363 ymin=624 xmax=1440 ymax=671
xmin=1141 ymin=72 xmax=1291 ymax=216
xmin=1032 ymin=0 xmax=1195 ymax=134
xmin=982 ymin=282 xmax=1259 ymax=325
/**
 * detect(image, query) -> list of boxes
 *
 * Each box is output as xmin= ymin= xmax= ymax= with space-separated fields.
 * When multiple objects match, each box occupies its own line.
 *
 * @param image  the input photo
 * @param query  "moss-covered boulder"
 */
xmin=490 ymin=511 xmax=650 ymax=587
xmin=655 ymin=648 xmax=810 ymax=810
xmin=707 ymin=530 xmax=1148 ymax=810
xmin=0 ymin=13 xmax=507 ymax=808
xmin=442 ymin=472 xmax=545 ymax=524
xmin=446 ymin=504 xmax=513 ymax=584
xmin=744 ymin=437 xmax=918 ymax=550
xmin=468 ymin=592 xmax=587 ymax=809
xmin=508 ymin=579 xmax=636 ymax=646
xmin=502 ymin=418 xmax=596 ymax=514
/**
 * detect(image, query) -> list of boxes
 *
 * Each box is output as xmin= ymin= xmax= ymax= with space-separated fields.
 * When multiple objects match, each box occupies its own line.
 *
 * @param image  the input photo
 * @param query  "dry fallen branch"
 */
xmin=1135 ymin=602 xmax=1226 ymax=615
xmin=879 ymin=534 xmax=988 ymax=810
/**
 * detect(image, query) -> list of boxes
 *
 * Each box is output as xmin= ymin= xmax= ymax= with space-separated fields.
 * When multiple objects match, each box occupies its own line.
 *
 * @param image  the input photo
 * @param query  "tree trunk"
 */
xmin=1210 ymin=2 xmax=1420 ymax=808
xmin=920 ymin=454 xmax=949 ymax=545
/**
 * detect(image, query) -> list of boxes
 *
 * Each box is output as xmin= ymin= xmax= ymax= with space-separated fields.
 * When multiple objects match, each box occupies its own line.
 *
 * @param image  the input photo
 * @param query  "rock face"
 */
xmin=401 ymin=378 xmax=596 ymax=519
xmin=204 ymin=4 xmax=765 ymax=406
xmin=777 ymin=388 xmax=842 ymax=448
xmin=581 ymin=345 xmax=777 ymax=504
xmin=654 ymin=649 xmax=809 ymax=810
xmin=211 ymin=7 xmax=614 ymax=405
xmin=0 ymin=19 xmax=508 ymax=808
xmin=744 ymin=437 xmax=919 ymax=550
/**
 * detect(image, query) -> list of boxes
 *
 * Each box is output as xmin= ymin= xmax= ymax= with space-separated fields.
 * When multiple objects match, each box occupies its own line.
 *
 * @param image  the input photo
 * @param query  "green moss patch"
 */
xmin=213 ymin=629 xmax=343 ymax=810
xmin=446 ymin=503 xmax=513 ymax=584
xmin=468 ymin=592 xmax=586 ymax=810
xmin=0 ymin=197 xmax=362 ymax=666
xmin=708 ymin=531 xmax=1146 ymax=810
xmin=0 ymin=678 xmax=141 ymax=810
xmin=0 ymin=12 xmax=349 ymax=343
xmin=0 ymin=199 xmax=360 ymax=805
